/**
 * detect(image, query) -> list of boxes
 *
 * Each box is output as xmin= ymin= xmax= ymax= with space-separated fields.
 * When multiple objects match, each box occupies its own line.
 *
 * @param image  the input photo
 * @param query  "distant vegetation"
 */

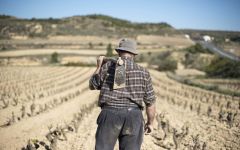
xmin=64 ymin=62 xmax=95 ymax=67
xmin=106 ymin=43 xmax=113 ymax=57
xmin=144 ymin=51 xmax=177 ymax=71
xmin=0 ymin=14 xmax=176 ymax=39
xmin=182 ymin=43 xmax=240 ymax=79
xmin=51 ymin=52 xmax=59 ymax=63
xmin=135 ymin=51 xmax=179 ymax=72
xmin=181 ymin=29 xmax=240 ymax=45
xmin=205 ymin=56 xmax=240 ymax=79
xmin=184 ymin=43 xmax=212 ymax=54
xmin=0 ymin=14 xmax=16 ymax=19
xmin=157 ymin=58 xmax=177 ymax=72
xmin=230 ymin=36 xmax=240 ymax=43
xmin=183 ymin=44 xmax=213 ymax=70
xmin=87 ymin=14 xmax=172 ymax=29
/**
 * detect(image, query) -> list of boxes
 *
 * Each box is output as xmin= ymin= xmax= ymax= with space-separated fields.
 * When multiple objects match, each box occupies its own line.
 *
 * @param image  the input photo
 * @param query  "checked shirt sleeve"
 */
xmin=143 ymin=71 xmax=156 ymax=107
xmin=89 ymin=74 xmax=101 ymax=90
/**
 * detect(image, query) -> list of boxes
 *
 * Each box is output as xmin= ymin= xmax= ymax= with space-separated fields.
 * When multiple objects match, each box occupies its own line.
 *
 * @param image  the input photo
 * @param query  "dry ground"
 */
xmin=0 ymin=67 xmax=239 ymax=150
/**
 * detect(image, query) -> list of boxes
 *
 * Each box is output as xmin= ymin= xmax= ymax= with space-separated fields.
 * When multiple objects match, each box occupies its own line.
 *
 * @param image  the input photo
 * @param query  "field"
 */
xmin=0 ymin=34 xmax=194 ymax=67
xmin=1 ymin=13 xmax=239 ymax=150
xmin=0 ymin=66 xmax=239 ymax=150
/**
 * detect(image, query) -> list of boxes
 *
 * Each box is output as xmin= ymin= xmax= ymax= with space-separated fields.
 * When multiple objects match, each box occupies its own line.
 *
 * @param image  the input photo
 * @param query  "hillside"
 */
xmin=180 ymin=29 xmax=240 ymax=57
xmin=180 ymin=29 xmax=240 ymax=44
xmin=0 ymin=14 xmax=178 ymax=39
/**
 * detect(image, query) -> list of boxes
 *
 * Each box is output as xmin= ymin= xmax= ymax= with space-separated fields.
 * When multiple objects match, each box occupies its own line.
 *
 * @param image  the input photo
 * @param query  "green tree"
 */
xmin=184 ymin=43 xmax=212 ymax=54
xmin=147 ymin=52 xmax=152 ymax=56
xmin=150 ymin=52 xmax=177 ymax=72
xmin=205 ymin=56 xmax=240 ymax=78
xmin=157 ymin=59 xmax=177 ymax=72
xmin=135 ymin=54 xmax=145 ymax=62
xmin=106 ymin=43 xmax=113 ymax=57
xmin=51 ymin=52 xmax=59 ymax=63
xmin=88 ymin=42 xmax=93 ymax=49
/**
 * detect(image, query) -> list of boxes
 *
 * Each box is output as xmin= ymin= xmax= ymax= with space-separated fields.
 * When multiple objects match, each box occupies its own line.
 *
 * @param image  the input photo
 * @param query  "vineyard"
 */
xmin=0 ymin=66 xmax=239 ymax=150
xmin=195 ymin=78 xmax=240 ymax=93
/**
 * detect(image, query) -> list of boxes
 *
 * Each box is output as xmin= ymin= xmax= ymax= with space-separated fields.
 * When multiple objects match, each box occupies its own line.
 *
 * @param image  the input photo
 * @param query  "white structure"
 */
xmin=225 ymin=38 xmax=230 ymax=42
xmin=203 ymin=35 xmax=211 ymax=42
xmin=184 ymin=34 xmax=190 ymax=39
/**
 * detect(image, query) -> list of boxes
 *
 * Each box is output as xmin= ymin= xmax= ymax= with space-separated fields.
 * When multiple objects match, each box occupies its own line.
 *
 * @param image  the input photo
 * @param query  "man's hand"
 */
xmin=97 ymin=56 xmax=105 ymax=68
xmin=94 ymin=56 xmax=105 ymax=74
xmin=144 ymin=123 xmax=153 ymax=134
xmin=145 ymin=104 xmax=155 ymax=134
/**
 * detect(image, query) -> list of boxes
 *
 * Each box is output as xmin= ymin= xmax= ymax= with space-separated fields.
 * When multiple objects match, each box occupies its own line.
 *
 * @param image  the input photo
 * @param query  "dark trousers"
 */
xmin=95 ymin=107 xmax=144 ymax=150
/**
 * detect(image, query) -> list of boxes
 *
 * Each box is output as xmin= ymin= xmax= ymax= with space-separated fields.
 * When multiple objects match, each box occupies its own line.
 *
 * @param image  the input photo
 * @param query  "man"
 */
xmin=89 ymin=38 xmax=156 ymax=150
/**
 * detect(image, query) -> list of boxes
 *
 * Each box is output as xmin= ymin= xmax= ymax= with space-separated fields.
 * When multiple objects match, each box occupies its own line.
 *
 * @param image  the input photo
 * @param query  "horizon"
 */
xmin=1 ymin=13 xmax=239 ymax=32
xmin=0 ymin=0 xmax=240 ymax=31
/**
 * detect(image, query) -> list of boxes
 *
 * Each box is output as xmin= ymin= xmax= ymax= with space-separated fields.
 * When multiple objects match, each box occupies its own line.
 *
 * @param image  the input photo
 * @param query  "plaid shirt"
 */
xmin=89 ymin=56 xmax=155 ymax=109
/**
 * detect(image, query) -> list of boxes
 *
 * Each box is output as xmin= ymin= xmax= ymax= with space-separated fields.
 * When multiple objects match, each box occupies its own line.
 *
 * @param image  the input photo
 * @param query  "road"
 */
xmin=197 ymin=40 xmax=240 ymax=61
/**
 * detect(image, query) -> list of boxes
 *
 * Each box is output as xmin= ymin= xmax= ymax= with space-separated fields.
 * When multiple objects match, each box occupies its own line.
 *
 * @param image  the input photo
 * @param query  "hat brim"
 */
xmin=115 ymin=48 xmax=138 ymax=55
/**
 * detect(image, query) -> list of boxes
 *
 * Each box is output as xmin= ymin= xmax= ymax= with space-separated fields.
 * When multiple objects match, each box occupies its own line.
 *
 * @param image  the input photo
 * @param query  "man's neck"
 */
xmin=119 ymin=53 xmax=134 ymax=59
xmin=120 ymin=55 xmax=134 ymax=61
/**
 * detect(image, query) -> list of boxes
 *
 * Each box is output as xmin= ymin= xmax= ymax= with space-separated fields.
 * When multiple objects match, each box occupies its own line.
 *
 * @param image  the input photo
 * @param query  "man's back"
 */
xmin=97 ymin=56 xmax=155 ymax=109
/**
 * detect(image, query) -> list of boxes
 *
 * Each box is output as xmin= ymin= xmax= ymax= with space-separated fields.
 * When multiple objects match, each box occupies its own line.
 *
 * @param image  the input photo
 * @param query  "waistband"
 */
xmin=102 ymin=105 xmax=141 ymax=111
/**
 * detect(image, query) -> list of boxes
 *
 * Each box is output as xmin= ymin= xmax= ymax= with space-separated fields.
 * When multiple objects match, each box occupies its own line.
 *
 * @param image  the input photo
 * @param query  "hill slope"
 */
xmin=0 ymin=14 xmax=178 ymax=39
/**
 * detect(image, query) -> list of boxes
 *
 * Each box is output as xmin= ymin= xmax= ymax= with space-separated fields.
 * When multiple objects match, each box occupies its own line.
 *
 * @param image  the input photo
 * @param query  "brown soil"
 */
xmin=0 ymin=67 xmax=239 ymax=150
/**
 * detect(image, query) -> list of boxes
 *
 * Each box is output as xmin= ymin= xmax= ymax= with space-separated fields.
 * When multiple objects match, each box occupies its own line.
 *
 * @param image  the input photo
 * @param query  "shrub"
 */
xmin=183 ymin=44 xmax=214 ymax=69
xmin=63 ymin=62 xmax=95 ymax=67
xmin=158 ymin=51 xmax=171 ymax=59
xmin=135 ymin=54 xmax=146 ymax=62
xmin=1 ymin=46 xmax=7 ymax=51
xmin=205 ymin=56 xmax=240 ymax=78
xmin=184 ymin=53 xmax=197 ymax=67
xmin=88 ymin=42 xmax=93 ymax=49
xmin=51 ymin=52 xmax=59 ymax=63
xmin=106 ymin=43 xmax=113 ymax=57
xmin=149 ymin=51 xmax=177 ymax=71
xmin=184 ymin=43 xmax=212 ymax=54
xmin=230 ymin=36 xmax=240 ymax=43
xmin=157 ymin=59 xmax=177 ymax=71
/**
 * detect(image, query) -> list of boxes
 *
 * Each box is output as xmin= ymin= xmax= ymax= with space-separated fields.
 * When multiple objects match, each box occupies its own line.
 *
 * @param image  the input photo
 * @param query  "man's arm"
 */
xmin=93 ymin=56 xmax=105 ymax=74
xmin=143 ymin=71 xmax=156 ymax=134
xmin=89 ymin=56 xmax=105 ymax=90
xmin=145 ymin=104 xmax=156 ymax=134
